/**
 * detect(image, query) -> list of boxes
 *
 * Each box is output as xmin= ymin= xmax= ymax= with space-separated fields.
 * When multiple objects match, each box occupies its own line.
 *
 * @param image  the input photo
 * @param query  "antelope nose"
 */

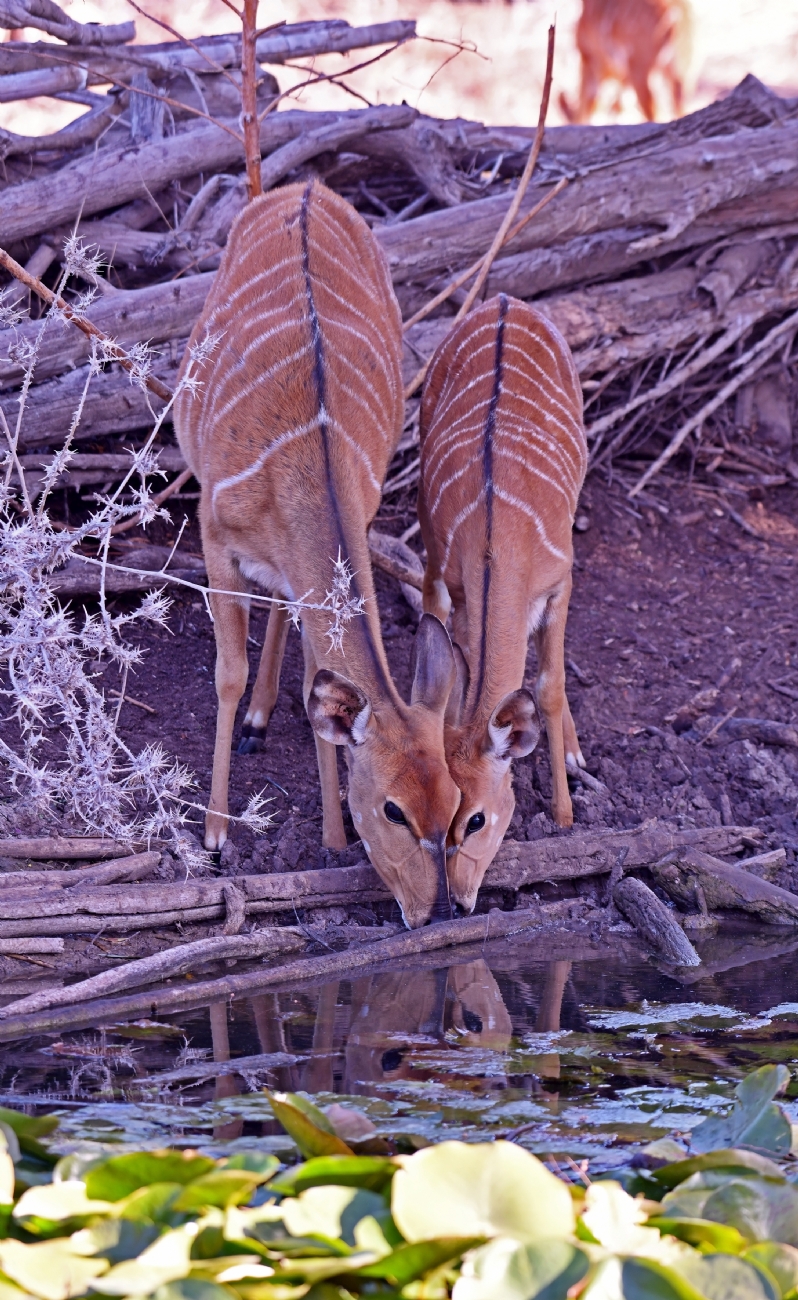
xmin=423 ymin=835 xmax=452 ymax=923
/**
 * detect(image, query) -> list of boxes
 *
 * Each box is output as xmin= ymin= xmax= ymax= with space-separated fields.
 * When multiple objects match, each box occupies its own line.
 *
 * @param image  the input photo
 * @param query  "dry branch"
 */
xmin=0 ymin=0 xmax=134 ymax=45
xmin=0 ymin=926 xmax=307 ymax=1019
xmin=0 ymin=836 xmax=139 ymax=859
xmin=613 ymin=876 xmax=700 ymax=966
xmin=0 ymin=825 xmax=759 ymax=939
xmin=0 ymin=851 xmax=160 ymax=889
xmin=652 ymin=848 xmax=798 ymax=926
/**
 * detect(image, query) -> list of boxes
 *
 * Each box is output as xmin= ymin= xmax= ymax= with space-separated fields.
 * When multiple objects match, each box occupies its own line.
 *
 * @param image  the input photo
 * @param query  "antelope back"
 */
xmin=175 ymin=179 xmax=402 ymax=593
xmin=419 ymin=295 xmax=587 ymax=897
xmin=175 ymin=181 xmax=461 ymax=929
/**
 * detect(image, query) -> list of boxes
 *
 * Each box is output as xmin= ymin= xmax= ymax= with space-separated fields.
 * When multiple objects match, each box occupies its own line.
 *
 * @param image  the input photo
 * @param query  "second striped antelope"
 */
xmin=175 ymin=179 xmax=460 ymax=929
xmin=418 ymin=294 xmax=588 ymax=914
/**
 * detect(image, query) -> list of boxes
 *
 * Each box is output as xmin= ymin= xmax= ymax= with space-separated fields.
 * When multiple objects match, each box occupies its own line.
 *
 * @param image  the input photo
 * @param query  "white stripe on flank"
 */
xmin=441 ymin=490 xmax=485 ymax=570
xmin=211 ymin=412 xmax=325 ymax=511
xmin=493 ymin=485 xmax=568 ymax=560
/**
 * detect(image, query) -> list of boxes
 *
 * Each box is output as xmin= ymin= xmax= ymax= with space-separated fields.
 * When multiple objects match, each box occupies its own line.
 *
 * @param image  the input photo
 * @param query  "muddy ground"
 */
xmin=102 ymin=464 xmax=798 ymax=893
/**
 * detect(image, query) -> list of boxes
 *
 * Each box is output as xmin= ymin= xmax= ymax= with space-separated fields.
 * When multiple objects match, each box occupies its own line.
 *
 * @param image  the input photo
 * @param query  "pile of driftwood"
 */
xmin=1 ymin=9 xmax=797 ymax=576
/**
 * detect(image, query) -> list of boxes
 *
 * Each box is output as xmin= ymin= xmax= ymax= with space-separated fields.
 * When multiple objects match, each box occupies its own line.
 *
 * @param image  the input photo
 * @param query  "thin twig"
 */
xmin=403 ymin=23 xmax=556 ymax=399
xmin=402 ymin=177 xmax=567 ymax=333
xmin=0 ymin=246 xmax=172 ymax=403
xmin=241 ymin=0 xmax=263 ymax=200
xmin=110 ymin=466 xmax=194 ymax=536
xmin=629 ymin=307 xmax=798 ymax=496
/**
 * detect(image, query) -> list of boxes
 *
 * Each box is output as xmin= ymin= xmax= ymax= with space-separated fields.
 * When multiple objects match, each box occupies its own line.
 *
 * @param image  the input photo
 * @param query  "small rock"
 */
xmin=574 ymin=513 xmax=591 ymax=532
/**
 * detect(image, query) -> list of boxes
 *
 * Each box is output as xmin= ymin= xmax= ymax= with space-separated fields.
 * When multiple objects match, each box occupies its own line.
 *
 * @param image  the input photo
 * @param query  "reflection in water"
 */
xmin=4 ymin=927 xmax=798 ymax=1165
xmin=209 ymin=1001 xmax=243 ymax=1141
xmin=345 ymin=960 xmax=515 ymax=1092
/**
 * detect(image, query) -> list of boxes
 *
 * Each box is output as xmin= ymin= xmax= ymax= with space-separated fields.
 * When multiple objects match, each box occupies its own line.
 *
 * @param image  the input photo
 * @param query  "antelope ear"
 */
xmin=411 ymin=613 xmax=456 ymax=713
xmin=307 ymin=669 xmax=372 ymax=745
xmin=486 ymin=689 xmax=540 ymax=760
xmin=445 ymin=642 xmax=470 ymax=727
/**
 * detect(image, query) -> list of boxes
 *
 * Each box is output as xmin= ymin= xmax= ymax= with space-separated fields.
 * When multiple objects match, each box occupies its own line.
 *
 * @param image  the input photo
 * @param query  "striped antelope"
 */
xmin=175 ymin=180 xmax=460 ymax=928
xmin=418 ymin=295 xmax=588 ymax=914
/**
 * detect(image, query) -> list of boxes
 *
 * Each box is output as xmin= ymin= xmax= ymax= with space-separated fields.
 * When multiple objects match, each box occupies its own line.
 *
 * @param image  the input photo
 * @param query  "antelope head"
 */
xmin=307 ymin=615 xmax=461 ymax=929
xmin=444 ymin=654 xmax=540 ymax=914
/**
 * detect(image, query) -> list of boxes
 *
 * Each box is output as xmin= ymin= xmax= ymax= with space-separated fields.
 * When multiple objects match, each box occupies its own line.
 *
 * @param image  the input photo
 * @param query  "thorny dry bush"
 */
xmin=0 ymin=238 xmax=364 ymax=868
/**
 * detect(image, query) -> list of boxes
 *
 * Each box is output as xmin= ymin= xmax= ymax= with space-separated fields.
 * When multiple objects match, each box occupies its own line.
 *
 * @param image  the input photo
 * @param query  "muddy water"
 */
xmin=3 ymin=925 xmax=798 ymax=1168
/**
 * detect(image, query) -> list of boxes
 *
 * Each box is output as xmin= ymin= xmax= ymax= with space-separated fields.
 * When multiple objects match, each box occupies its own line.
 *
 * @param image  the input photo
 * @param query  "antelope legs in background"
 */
xmin=238 ymin=602 xmax=290 ymax=754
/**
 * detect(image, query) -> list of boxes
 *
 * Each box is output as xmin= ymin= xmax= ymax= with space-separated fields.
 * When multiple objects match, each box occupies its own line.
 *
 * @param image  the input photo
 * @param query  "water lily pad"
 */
xmin=266 ymin=1095 xmax=353 ymax=1160
xmin=699 ymin=1178 xmax=798 ymax=1245
xmin=675 ymin=1251 xmax=779 ymax=1299
xmin=172 ymin=1171 xmax=264 ymax=1212
xmin=392 ymin=1141 xmax=575 ymax=1243
xmin=281 ymin=1186 xmax=386 ymax=1246
xmin=0 ymin=1238 xmax=108 ymax=1300
xmin=270 ymin=1155 xmax=395 ymax=1197
xmin=13 ymin=1182 xmax=111 ymax=1224
xmin=691 ymin=1068 xmax=792 ymax=1157
xmin=652 ymin=1152 xmax=787 ymax=1191
xmin=743 ymin=1242 xmax=798 ymax=1296
xmin=93 ymin=1223 xmax=196 ymax=1295
xmin=85 ymin=1151 xmax=216 ymax=1202
xmin=454 ymin=1238 xmax=588 ymax=1300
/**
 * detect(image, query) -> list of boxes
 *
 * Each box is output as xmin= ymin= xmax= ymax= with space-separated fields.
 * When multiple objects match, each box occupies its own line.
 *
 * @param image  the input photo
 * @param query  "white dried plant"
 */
xmin=0 ymin=245 xmax=272 ymax=866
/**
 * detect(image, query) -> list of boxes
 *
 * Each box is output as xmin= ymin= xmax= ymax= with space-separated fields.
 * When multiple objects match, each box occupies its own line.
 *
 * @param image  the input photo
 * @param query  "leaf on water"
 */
xmin=582 ymin=1256 xmax=699 ymax=1299
xmin=0 ymin=1109 xmax=58 ymax=1142
xmin=85 ymin=1150 xmax=216 ymax=1202
xmin=154 ymin=1281 xmax=239 ymax=1300
xmin=581 ymin=1182 xmax=674 ymax=1259
xmin=454 ymin=1237 xmax=588 ymax=1300
xmin=690 ymin=1067 xmax=792 ymax=1157
xmin=223 ymin=1154 xmax=280 ymax=1179
xmin=675 ymin=1251 xmax=780 ymax=1299
xmin=172 ymin=1171 xmax=265 ymax=1212
xmin=112 ymin=1182 xmax=184 ymax=1224
xmin=281 ymin=1186 xmax=386 ymax=1246
xmin=700 ymin=1178 xmax=798 ymax=1247
xmin=391 ymin=1141 xmax=575 ymax=1244
xmin=743 ymin=1242 xmax=798 ymax=1296
xmin=265 ymin=1094 xmax=353 ymax=1160
xmin=652 ymin=1151 xmax=787 ymax=1191
xmin=648 ymin=1216 xmax=748 ymax=1253
xmin=270 ymin=1155 xmax=396 ymax=1197
xmin=92 ymin=1222 xmax=196 ymax=1295
xmin=13 ymin=1182 xmax=111 ymax=1224
xmin=0 ymin=1238 xmax=108 ymax=1300
xmin=70 ymin=1216 xmax=160 ymax=1262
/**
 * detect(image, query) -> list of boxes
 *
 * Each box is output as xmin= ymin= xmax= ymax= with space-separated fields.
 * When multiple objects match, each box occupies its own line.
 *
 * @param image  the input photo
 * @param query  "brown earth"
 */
xmin=96 ymin=468 xmax=798 ymax=903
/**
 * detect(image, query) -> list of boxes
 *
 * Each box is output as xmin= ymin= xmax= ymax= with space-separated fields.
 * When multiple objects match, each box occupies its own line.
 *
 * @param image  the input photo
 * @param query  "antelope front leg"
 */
xmin=238 ymin=601 xmax=290 ymax=754
xmin=205 ymin=548 xmax=250 ymax=850
xmin=302 ymin=632 xmax=347 ymax=850
xmin=534 ymin=581 xmax=576 ymax=828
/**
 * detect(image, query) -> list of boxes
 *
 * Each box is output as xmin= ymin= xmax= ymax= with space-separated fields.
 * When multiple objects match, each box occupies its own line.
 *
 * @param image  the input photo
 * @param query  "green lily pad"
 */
xmin=743 ymin=1242 xmax=798 ymax=1296
xmin=675 ymin=1251 xmax=779 ymax=1299
xmin=648 ymin=1217 xmax=748 ymax=1253
xmin=270 ymin=1156 xmax=395 ymax=1197
xmin=85 ymin=1151 xmax=216 ymax=1202
xmin=0 ymin=1238 xmax=108 ymax=1300
xmin=281 ymin=1186 xmax=386 ymax=1246
xmin=92 ymin=1223 xmax=195 ymax=1295
xmin=455 ymin=1238 xmax=588 ymax=1300
xmin=266 ymin=1095 xmax=353 ymax=1160
xmin=652 ymin=1152 xmax=787 ymax=1191
xmin=691 ymin=1068 xmax=792 ymax=1157
xmin=698 ymin=1178 xmax=798 ymax=1246
xmin=392 ymin=1141 xmax=575 ymax=1243
xmin=172 ymin=1171 xmax=264 ymax=1212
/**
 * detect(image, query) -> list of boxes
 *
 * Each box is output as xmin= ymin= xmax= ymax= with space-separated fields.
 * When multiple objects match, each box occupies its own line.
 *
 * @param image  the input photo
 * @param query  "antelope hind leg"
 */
xmin=534 ymin=582 xmax=574 ymax=828
xmin=238 ymin=601 xmax=290 ymax=753
xmin=205 ymin=545 xmax=251 ymax=850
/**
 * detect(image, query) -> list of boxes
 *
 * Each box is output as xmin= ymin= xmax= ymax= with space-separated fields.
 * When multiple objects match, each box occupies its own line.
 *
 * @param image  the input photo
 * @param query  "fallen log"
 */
xmin=613 ymin=876 xmax=700 ymax=966
xmin=0 ymin=851 xmax=160 ymax=890
xmin=716 ymin=718 xmax=798 ymax=748
xmin=0 ymin=909 xmax=578 ymax=1038
xmin=0 ymin=19 xmax=416 ymax=81
xmin=0 ymin=106 xmax=417 ymax=247
xmin=0 ymin=825 xmax=761 ymax=937
xmin=0 ymin=938 xmax=64 ymax=954
xmin=151 ymin=1050 xmax=301 ymax=1085
xmin=651 ymin=848 xmax=798 ymax=926
xmin=0 ymin=836 xmax=139 ymax=859
xmin=0 ymin=927 xmax=307 ymax=1019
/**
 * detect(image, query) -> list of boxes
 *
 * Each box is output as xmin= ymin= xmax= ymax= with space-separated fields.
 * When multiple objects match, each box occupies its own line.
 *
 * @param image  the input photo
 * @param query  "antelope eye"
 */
xmin=465 ymin=811 xmax=486 ymax=835
xmin=384 ymin=801 xmax=407 ymax=825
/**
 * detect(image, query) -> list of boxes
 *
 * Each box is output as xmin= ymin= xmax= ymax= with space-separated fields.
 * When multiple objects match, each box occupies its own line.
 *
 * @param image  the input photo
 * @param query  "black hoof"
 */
xmin=236 ymin=725 xmax=266 ymax=755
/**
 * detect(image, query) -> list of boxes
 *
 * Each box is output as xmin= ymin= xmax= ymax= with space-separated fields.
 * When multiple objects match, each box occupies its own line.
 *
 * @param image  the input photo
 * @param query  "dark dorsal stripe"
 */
xmin=473 ymin=293 xmax=509 ymax=714
xmin=299 ymin=181 xmax=389 ymax=693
